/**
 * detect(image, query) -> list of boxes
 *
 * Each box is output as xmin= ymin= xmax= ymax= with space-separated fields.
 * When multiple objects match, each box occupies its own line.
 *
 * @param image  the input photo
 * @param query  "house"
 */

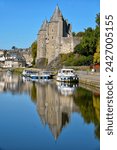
xmin=0 ymin=53 xmax=5 ymax=68
xmin=2 ymin=51 xmax=26 ymax=68
xmin=3 ymin=58 xmax=25 ymax=68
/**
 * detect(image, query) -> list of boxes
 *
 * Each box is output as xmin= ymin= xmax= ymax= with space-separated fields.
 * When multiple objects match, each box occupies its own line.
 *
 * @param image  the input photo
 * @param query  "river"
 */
xmin=0 ymin=72 xmax=100 ymax=150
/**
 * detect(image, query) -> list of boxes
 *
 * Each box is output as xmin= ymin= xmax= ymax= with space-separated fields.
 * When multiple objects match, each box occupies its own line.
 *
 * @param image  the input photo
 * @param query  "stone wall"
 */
xmin=37 ymin=30 xmax=47 ymax=59
xmin=60 ymin=37 xmax=74 ymax=54
xmin=23 ymin=52 xmax=33 ymax=64
xmin=46 ymin=22 xmax=60 ymax=63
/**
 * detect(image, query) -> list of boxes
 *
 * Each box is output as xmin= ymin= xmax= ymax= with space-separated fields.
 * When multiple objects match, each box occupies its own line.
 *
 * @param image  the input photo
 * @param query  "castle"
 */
xmin=36 ymin=5 xmax=79 ymax=67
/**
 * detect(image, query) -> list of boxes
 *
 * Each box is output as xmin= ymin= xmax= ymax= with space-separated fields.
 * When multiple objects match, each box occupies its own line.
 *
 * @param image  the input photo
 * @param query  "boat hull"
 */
xmin=56 ymin=76 xmax=79 ymax=83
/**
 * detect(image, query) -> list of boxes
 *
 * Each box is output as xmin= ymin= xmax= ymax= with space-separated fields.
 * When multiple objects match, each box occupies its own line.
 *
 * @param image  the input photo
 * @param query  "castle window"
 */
xmin=52 ymin=29 xmax=53 ymax=32
xmin=52 ymin=36 xmax=53 ymax=39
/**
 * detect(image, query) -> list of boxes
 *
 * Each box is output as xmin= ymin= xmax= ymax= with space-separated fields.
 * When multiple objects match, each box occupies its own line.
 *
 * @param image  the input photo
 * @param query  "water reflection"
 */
xmin=0 ymin=71 xmax=22 ymax=94
xmin=0 ymin=72 xmax=100 ymax=141
xmin=35 ymin=81 xmax=80 ymax=139
xmin=56 ymin=82 xmax=78 ymax=96
xmin=74 ymin=87 xmax=100 ymax=139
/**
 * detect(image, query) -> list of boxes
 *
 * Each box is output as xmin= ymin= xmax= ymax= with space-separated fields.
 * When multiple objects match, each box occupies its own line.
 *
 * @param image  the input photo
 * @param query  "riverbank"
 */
xmin=0 ymin=67 xmax=100 ymax=89
xmin=77 ymin=71 xmax=100 ymax=89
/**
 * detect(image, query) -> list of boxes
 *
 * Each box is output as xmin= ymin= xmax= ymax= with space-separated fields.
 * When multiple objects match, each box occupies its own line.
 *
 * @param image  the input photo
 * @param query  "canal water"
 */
xmin=0 ymin=72 xmax=100 ymax=150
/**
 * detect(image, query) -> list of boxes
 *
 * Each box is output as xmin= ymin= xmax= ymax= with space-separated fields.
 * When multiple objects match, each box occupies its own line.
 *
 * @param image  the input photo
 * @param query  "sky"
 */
xmin=0 ymin=0 xmax=100 ymax=49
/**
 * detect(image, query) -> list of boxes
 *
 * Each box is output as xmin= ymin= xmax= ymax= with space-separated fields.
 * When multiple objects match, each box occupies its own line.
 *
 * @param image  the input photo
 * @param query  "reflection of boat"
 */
xmin=56 ymin=69 xmax=79 ymax=83
xmin=22 ymin=76 xmax=39 ymax=82
xmin=56 ymin=81 xmax=78 ymax=96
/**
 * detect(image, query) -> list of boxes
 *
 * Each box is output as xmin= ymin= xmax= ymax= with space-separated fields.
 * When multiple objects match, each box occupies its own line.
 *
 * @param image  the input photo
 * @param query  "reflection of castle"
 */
xmin=0 ymin=73 xmax=100 ymax=140
xmin=36 ymin=82 xmax=79 ymax=139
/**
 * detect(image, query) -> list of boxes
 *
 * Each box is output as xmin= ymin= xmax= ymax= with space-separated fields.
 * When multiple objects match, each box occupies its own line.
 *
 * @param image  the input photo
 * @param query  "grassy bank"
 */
xmin=12 ymin=68 xmax=24 ymax=74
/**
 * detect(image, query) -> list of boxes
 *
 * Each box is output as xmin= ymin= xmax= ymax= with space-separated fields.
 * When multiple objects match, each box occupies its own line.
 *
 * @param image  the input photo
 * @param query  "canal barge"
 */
xmin=38 ymin=71 xmax=53 ymax=80
xmin=22 ymin=70 xmax=54 ymax=81
xmin=22 ymin=70 xmax=38 ymax=79
xmin=56 ymin=69 xmax=79 ymax=83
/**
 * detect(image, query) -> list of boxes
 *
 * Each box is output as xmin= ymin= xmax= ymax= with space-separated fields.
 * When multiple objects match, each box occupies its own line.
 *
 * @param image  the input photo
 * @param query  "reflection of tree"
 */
xmin=30 ymin=82 xmax=37 ymax=103
xmin=74 ymin=87 xmax=100 ymax=139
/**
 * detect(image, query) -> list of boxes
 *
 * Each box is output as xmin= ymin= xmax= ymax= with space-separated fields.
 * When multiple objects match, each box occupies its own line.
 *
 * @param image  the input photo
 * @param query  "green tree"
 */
xmin=12 ymin=46 xmax=17 ymax=50
xmin=75 ymin=27 xmax=96 ymax=56
xmin=72 ymin=32 xmax=76 ymax=37
xmin=96 ymin=13 xmax=100 ymax=27
xmin=3 ymin=50 xmax=7 ymax=58
xmin=73 ymin=13 xmax=100 ymax=66
xmin=76 ymin=32 xmax=84 ymax=37
xmin=93 ymin=38 xmax=100 ymax=63
xmin=94 ymin=13 xmax=100 ymax=64
xmin=31 ymin=41 xmax=37 ymax=66
xmin=81 ymin=27 xmax=96 ymax=55
xmin=95 ymin=13 xmax=100 ymax=40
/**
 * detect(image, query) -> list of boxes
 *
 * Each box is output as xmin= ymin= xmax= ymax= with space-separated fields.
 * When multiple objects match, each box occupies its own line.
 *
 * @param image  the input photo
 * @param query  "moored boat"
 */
xmin=29 ymin=72 xmax=39 ymax=79
xmin=38 ymin=71 xmax=53 ymax=80
xmin=22 ymin=70 xmax=39 ymax=79
xmin=56 ymin=69 xmax=79 ymax=83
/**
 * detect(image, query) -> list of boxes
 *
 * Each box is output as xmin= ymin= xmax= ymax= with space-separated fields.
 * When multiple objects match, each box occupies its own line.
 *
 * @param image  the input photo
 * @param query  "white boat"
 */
xmin=22 ymin=70 xmax=38 ymax=79
xmin=22 ymin=70 xmax=32 ymax=77
xmin=56 ymin=69 xmax=79 ymax=82
xmin=29 ymin=72 xmax=39 ymax=79
xmin=38 ymin=71 xmax=53 ymax=80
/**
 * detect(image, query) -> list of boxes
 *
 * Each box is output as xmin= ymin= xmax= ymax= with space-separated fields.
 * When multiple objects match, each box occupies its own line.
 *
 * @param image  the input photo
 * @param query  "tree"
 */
xmin=93 ymin=38 xmax=100 ymax=63
xmin=93 ymin=13 xmax=100 ymax=64
xmin=75 ymin=27 xmax=96 ymax=56
xmin=74 ymin=13 xmax=100 ymax=66
xmin=3 ymin=50 xmax=7 ymax=58
xmin=96 ymin=13 xmax=100 ymax=27
xmin=95 ymin=13 xmax=100 ymax=40
xmin=72 ymin=32 xmax=76 ymax=37
xmin=31 ymin=41 xmax=37 ymax=66
xmin=76 ymin=32 xmax=84 ymax=37
xmin=12 ymin=46 xmax=16 ymax=50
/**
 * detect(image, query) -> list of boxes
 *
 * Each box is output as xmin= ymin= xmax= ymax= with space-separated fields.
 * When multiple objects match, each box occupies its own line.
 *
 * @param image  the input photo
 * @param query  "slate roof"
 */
xmin=50 ymin=5 xmax=63 ymax=22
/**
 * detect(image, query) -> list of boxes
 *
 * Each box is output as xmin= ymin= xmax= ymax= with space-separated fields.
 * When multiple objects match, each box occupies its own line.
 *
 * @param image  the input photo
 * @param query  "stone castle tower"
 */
xmin=36 ymin=5 xmax=79 ymax=67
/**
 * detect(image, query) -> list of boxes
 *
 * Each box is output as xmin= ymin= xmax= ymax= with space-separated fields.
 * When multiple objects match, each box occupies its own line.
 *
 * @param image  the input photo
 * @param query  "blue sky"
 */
xmin=0 ymin=0 xmax=100 ymax=49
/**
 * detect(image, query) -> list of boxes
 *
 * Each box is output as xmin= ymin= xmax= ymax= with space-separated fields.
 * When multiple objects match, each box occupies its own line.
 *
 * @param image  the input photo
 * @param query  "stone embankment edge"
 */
xmin=77 ymin=72 xmax=100 ymax=89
